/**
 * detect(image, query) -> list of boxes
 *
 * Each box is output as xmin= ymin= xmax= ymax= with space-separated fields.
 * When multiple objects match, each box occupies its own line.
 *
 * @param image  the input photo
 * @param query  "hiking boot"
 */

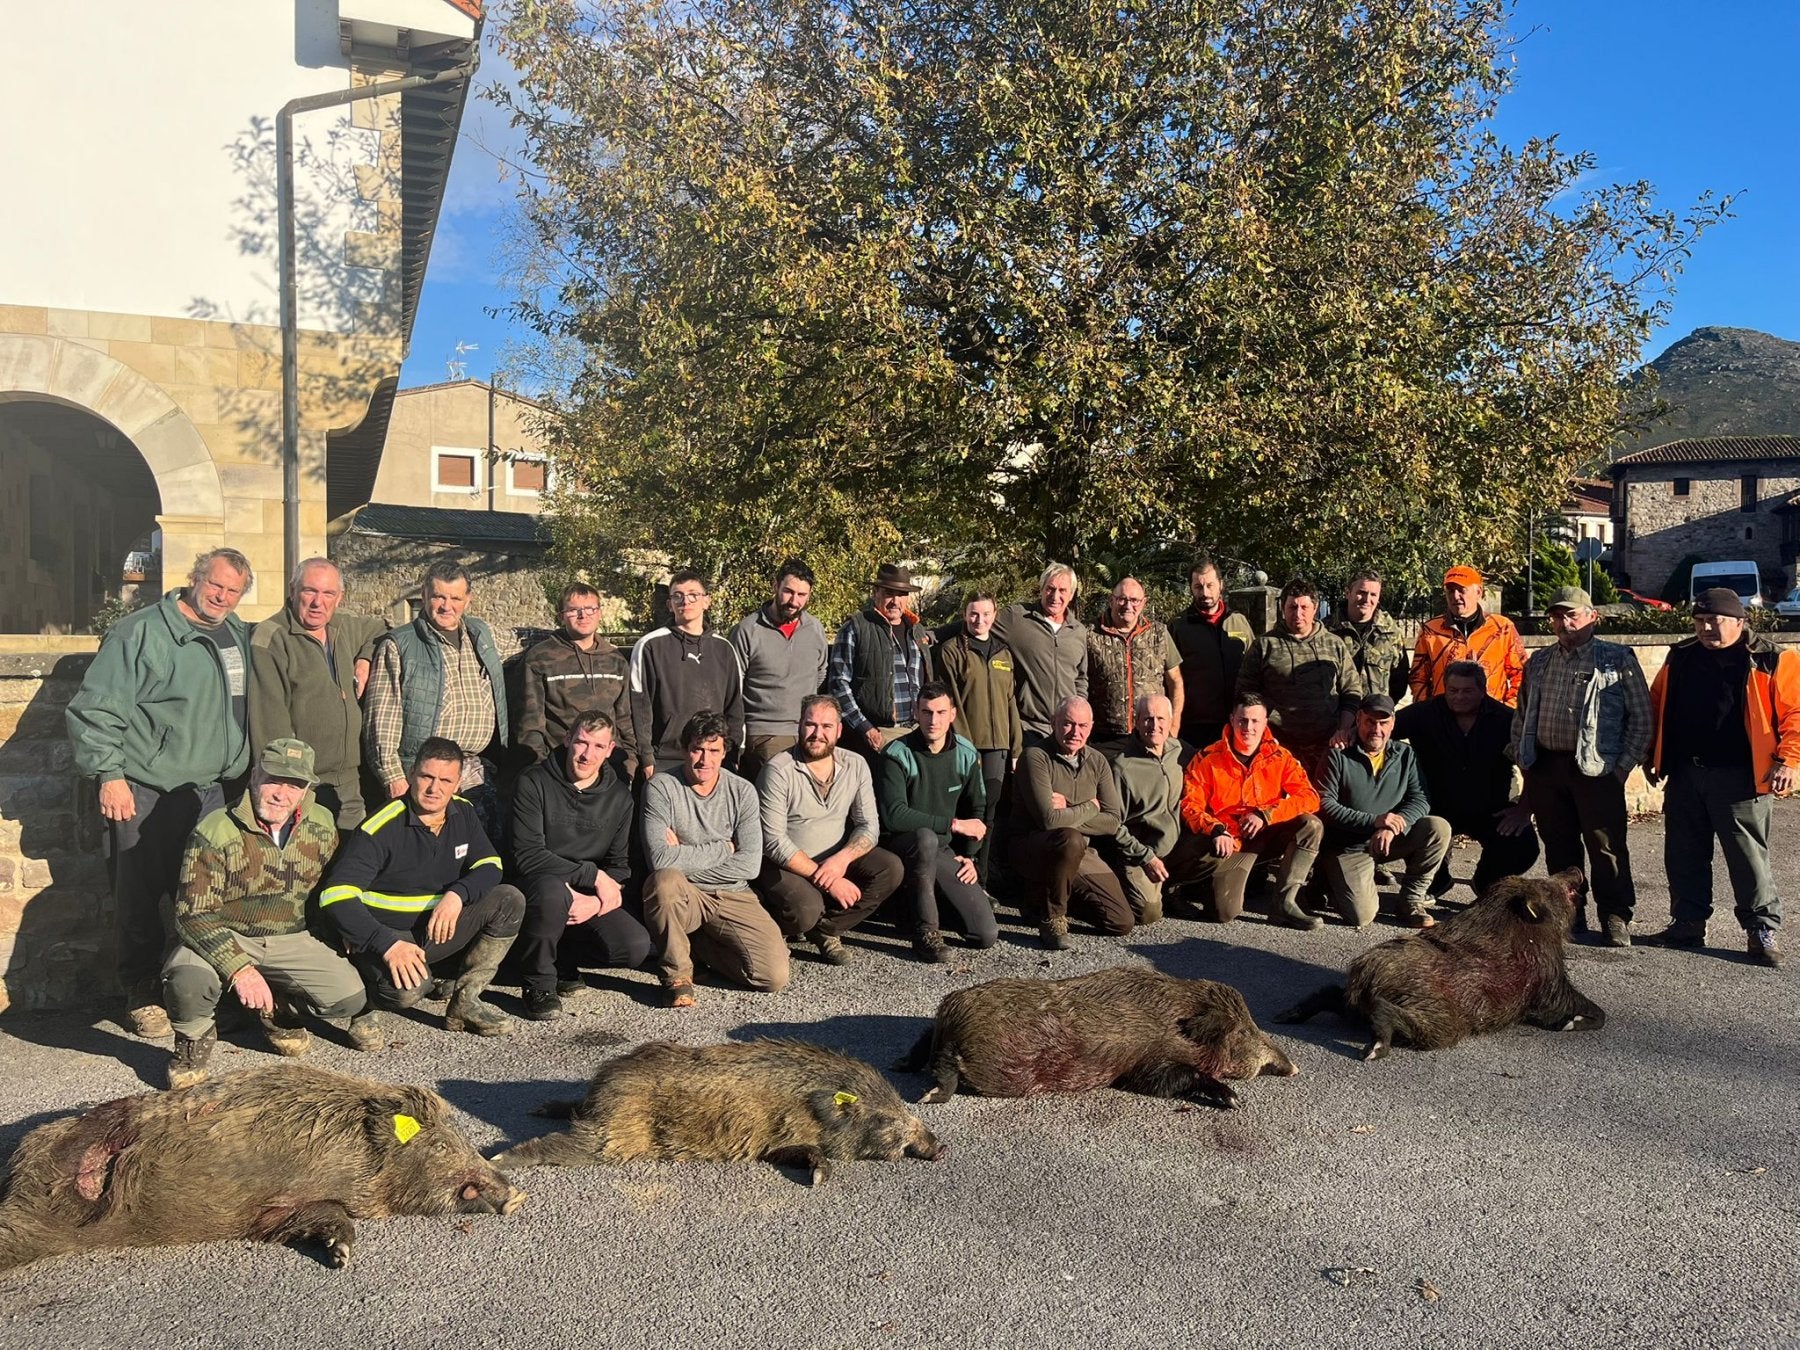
xmin=167 ymin=1028 xmax=216 ymax=1090
xmin=913 ymin=929 xmax=953 ymax=964
xmin=1650 ymin=923 xmax=1706 ymax=949
xmin=345 ymin=1010 xmax=386 ymax=1053
xmin=523 ymin=988 xmax=566 ymax=1022
xmin=807 ymin=926 xmax=850 ymax=966
xmin=126 ymin=987 xmax=172 ymax=1040
xmin=1372 ymin=866 xmax=1398 ymax=888
xmin=1402 ymin=909 xmax=1437 ymax=930
xmin=444 ymin=934 xmax=516 ymax=1037
xmin=259 ymin=1010 xmax=311 ymax=1058
xmin=1038 ymin=921 xmax=1073 ymax=951
xmin=664 ymin=981 xmax=698 ymax=1009
xmin=1601 ymin=915 xmax=1632 ymax=949
xmin=555 ymin=978 xmax=586 ymax=998
xmin=1748 ymin=928 xmax=1785 ymax=969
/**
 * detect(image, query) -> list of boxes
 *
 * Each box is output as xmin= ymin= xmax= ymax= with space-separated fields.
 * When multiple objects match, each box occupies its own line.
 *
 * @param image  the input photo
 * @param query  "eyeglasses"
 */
xmin=669 ymin=592 xmax=709 ymax=606
xmin=561 ymin=606 xmax=600 ymax=618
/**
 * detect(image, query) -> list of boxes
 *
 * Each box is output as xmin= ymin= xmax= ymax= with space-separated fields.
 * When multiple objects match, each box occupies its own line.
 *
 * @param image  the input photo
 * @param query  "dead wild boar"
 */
xmin=492 ymin=1039 xmax=943 ymax=1185
xmin=0 ymin=1064 xmax=524 ymax=1271
xmin=896 ymin=966 xmax=1297 ymax=1110
xmin=1278 ymin=869 xmax=1604 ymax=1061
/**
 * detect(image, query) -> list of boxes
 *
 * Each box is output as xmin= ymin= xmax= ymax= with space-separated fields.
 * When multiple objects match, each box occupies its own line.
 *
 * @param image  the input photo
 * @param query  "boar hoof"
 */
xmin=1360 ymin=1039 xmax=1391 ymax=1062
xmin=328 ymin=1238 xmax=353 ymax=1269
xmin=918 ymin=1085 xmax=952 ymax=1105
xmin=500 ymin=1189 xmax=528 ymax=1216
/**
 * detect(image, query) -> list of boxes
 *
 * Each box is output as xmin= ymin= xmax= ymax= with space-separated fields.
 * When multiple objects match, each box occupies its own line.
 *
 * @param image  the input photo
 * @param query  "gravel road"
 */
xmin=1 ymin=807 xmax=1796 ymax=1349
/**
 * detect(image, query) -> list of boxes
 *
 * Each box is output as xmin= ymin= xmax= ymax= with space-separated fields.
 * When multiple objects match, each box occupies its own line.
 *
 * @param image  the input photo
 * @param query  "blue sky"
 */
xmin=401 ymin=1 xmax=1799 ymax=390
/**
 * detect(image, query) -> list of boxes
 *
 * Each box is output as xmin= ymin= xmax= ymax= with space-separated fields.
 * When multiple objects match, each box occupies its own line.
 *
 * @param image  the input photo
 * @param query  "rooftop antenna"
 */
xmin=448 ymin=340 xmax=478 ymax=381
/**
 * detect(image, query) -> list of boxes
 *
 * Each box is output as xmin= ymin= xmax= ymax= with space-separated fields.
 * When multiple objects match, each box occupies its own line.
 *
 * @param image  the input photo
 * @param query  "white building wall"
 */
xmin=0 ymin=0 xmax=469 ymax=332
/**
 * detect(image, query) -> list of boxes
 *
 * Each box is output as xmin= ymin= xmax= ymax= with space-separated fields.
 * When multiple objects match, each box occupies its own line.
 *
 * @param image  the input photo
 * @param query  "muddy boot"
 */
xmin=346 ymin=1010 xmax=386 ymax=1052
xmin=1039 ymin=917 xmax=1073 ymax=951
xmin=167 ymin=1027 xmax=217 ymax=1089
xmin=127 ymin=982 xmax=172 ymax=1040
xmin=259 ymin=1001 xmax=311 ymax=1058
xmin=913 ymin=928 xmax=953 ymax=964
xmin=444 ymin=935 xmax=515 ymax=1037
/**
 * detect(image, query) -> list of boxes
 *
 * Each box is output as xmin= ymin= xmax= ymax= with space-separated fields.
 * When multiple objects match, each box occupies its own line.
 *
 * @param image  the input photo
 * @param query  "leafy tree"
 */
xmin=496 ymin=0 xmax=1727 ymax=611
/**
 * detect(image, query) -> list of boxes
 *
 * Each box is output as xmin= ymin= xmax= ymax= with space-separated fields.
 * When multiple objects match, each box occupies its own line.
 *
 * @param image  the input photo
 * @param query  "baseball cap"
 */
xmin=1546 ymin=586 xmax=1593 ymax=612
xmin=1444 ymin=565 xmax=1483 ymax=587
xmin=258 ymin=738 xmax=318 ymax=785
xmin=1360 ymin=693 xmax=1397 ymax=717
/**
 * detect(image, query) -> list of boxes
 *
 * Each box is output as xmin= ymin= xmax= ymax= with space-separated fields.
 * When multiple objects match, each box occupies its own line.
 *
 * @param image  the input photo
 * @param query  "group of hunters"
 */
xmin=64 ymin=546 xmax=1800 ymax=1088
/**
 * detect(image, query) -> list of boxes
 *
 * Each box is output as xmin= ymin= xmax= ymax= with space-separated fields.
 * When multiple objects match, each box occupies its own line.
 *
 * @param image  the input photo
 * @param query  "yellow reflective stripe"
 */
xmin=470 ymin=856 xmax=502 ymax=871
xmin=319 ymin=886 xmax=361 ymax=906
xmin=356 ymin=892 xmax=444 ymax=913
xmin=360 ymin=800 xmax=405 ymax=835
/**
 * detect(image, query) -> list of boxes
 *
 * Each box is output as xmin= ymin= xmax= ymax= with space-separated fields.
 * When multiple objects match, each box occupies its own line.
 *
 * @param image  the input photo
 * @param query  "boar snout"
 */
xmin=1258 ymin=1039 xmax=1298 ymax=1077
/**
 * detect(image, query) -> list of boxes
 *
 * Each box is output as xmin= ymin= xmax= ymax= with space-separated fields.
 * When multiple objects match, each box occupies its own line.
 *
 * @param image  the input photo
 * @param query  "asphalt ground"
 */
xmin=1 ymin=805 xmax=1797 ymax=1349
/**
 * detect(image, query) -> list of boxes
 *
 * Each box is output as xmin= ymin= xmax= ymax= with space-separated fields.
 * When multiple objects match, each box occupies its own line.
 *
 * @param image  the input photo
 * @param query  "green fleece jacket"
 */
xmin=1110 ymin=738 xmax=1186 ymax=863
xmin=250 ymin=608 xmax=388 ymax=791
xmin=67 ymin=591 xmax=252 ymax=791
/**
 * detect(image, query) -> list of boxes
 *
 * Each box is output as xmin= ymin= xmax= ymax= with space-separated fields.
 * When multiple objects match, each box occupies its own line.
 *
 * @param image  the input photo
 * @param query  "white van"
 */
xmin=1689 ymin=560 xmax=1765 ymax=607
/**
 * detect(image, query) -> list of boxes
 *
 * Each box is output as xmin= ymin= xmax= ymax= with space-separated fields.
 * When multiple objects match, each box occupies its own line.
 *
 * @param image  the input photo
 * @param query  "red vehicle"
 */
xmin=1618 ymin=588 xmax=1673 ymax=611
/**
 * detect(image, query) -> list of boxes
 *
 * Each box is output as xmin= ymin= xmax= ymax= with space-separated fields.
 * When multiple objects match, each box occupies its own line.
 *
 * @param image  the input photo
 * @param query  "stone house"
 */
xmin=365 ymin=379 xmax=554 ymax=516
xmin=1609 ymin=435 xmax=1800 ymax=600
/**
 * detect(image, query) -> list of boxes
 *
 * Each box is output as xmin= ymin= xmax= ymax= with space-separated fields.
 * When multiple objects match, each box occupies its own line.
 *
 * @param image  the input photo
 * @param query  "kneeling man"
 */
xmin=163 ymin=739 xmax=381 ymax=1088
xmin=322 ymin=738 xmax=526 ymax=1036
xmin=1317 ymin=694 xmax=1451 ymax=928
xmin=642 ymin=711 xmax=789 ymax=1005
xmin=508 ymin=711 xmax=653 ymax=1021
xmin=1169 ymin=694 xmax=1323 ymax=928
xmin=877 ymin=682 xmax=999 ymax=961
xmin=754 ymin=695 xmax=903 ymax=965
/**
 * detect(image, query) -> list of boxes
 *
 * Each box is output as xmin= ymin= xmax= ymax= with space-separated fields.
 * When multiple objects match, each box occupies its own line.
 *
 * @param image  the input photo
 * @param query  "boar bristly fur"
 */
xmin=0 ymin=1065 xmax=523 ymax=1271
xmin=897 ymin=966 xmax=1297 ymax=1109
xmin=1278 ymin=869 xmax=1605 ymax=1060
xmin=492 ymin=1039 xmax=943 ymax=1185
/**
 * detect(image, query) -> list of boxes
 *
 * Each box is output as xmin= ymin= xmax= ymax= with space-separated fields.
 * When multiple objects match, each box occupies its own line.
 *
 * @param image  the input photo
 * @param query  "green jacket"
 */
xmin=1236 ymin=624 xmax=1363 ymax=751
xmin=250 ymin=608 xmax=388 ymax=790
xmin=877 ymin=730 xmax=987 ymax=851
xmin=1316 ymin=739 xmax=1432 ymax=850
xmin=66 ymin=591 xmax=251 ymax=791
xmin=173 ymin=792 xmax=340 ymax=979
xmin=932 ymin=633 xmax=1023 ymax=757
xmin=1110 ymin=738 xmax=1186 ymax=863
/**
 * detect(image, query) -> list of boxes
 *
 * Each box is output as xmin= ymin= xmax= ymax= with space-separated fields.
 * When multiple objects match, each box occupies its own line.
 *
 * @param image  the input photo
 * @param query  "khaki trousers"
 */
xmin=162 ymin=932 xmax=367 ymax=1039
xmin=643 ymin=869 xmax=791 ymax=992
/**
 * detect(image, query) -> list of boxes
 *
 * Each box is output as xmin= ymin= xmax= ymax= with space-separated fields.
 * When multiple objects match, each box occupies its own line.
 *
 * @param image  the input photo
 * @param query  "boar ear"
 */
xmin=812 ymin=1089 xmax=864 ymax=1119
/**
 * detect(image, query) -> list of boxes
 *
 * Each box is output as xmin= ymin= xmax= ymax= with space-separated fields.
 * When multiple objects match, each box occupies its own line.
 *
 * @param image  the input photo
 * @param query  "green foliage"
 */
xmin=497 ymin=0 xmax=1728 ymax=600
xmin=90 ymin=595 xmax=145 ymax=638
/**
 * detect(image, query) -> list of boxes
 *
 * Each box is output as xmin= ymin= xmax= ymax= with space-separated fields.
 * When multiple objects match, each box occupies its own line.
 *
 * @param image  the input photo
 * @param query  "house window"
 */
xmin=507 ymin=457 xmax=548 ymax=496
xmin=1742 ymin=474 xmax=1759 ymax=512
xmin=1671 ymin=478 xmax=1690 ymax=497
xmin=432 ymin=447 xmax=482 ymax=493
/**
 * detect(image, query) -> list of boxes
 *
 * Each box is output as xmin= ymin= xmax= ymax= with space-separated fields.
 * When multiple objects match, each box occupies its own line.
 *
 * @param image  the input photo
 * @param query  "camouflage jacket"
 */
xmin=1326 ymin=611 xmax=1411 ymax=704
xmin=173 ymin=792 xmax=340 ymax=979
xmin=1085 ymin=619 xmax=1180 ymax=739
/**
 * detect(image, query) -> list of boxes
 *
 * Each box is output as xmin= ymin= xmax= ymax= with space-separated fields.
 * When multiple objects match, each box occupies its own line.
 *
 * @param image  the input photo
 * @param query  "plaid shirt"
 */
xmin=365 ymin=624 xmax=496 ymax=789
xmin=828 ymin=617 xmax=923 ymax=733
xmin=1517 ymin=635 xmax=1652 ymax=769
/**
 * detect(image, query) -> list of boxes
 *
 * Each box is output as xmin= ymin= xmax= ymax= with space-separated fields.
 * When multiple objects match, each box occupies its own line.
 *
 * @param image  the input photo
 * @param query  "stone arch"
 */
xmin=0 ymin=334 xmax=225 ymax=525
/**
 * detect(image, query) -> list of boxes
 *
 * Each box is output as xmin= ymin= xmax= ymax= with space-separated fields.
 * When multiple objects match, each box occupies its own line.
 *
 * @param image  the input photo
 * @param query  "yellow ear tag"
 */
xmin=833 ymin=1092 xmax=858 ymax=1107
xmin=393 ymin=1114 xmax=421 ymax=1144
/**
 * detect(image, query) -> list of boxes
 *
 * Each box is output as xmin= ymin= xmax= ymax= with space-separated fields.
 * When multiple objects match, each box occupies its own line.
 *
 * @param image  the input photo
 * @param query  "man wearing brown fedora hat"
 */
xmin=828 ymin=563 xmax=932 ymax=759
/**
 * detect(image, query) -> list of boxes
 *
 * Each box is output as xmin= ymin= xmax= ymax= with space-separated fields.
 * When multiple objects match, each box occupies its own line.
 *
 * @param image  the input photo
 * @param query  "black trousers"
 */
xmin=884 ymin=828 xmax=999 ymax=946
xmin=513 ymin=874 xmax=653 ymax=994
xmin=108 ymin=780 xmax=226 ymax=996
xmin=1430 ymin=810 xmax=1542 ymax=897
xmin=353 ymin=884 xmax=526 ymax=1008
xmin=1523 ymin=751 xmax=1635 ymax=920
xmin=753 ymin=850 xmax=905 ymax=938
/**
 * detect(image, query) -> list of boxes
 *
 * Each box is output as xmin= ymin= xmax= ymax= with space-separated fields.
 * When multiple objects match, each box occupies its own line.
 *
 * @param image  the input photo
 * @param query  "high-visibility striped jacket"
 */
xmin=1650 ymin=635 xmax=1800 ymax=795
xmin=320 ymin=796 xmax=502 ymax=954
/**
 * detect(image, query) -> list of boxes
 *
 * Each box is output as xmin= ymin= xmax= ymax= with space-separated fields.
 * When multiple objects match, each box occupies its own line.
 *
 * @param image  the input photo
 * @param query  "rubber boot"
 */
xmin=444 ymin=934 xmax=515 ymax=1036
xmin=1273 ymin=851 xmax=1324 ymax=931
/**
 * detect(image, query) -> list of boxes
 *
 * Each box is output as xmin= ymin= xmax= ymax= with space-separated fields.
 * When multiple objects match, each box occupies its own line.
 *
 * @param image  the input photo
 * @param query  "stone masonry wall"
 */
xmin=331 ymin=531 xmax=558 ymax=657
xmin=1616 ymin=458 xmax=1800 ymax=598
xmin=0 ymin=643 xmax=109 ymax=1013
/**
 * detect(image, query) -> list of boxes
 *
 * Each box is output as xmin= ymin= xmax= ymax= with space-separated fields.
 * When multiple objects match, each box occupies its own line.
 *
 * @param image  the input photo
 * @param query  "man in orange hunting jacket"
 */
xmin=1410 ymin=565 xmax=1526 ymax=705
xmin=1166 ymin=692 xmax=1324 ymax=930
